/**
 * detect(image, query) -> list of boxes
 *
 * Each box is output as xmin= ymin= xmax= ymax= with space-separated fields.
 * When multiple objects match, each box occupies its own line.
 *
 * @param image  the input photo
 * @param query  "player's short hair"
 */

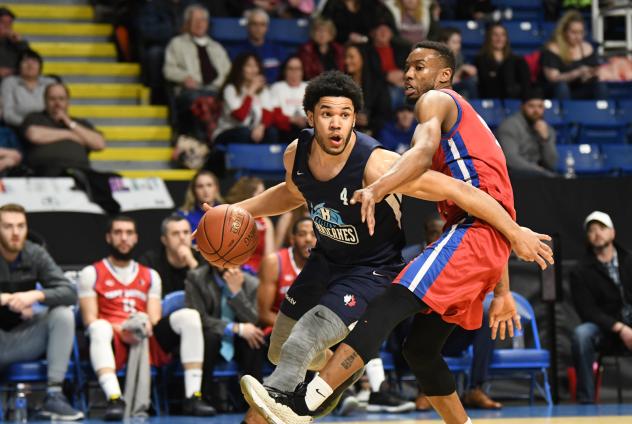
xmin=161 ymin=214 xmax=189 ymax=236
xmin=412 ymin=41 xmax=456 ymax=81
xmin=0 ymin=203 xmax=26 ymax=217
xmin=106 ymin=215 xmax=137 ymax=233
xmin=303 ymin=70 xmax=364 ymax=114
xmin=291 ymin=217 xmax=313 ymax=235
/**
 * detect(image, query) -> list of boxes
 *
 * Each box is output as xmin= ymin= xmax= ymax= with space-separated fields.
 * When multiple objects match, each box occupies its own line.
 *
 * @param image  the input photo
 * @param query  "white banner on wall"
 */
xmin=0 ymin=177 xmax=174 ymax=213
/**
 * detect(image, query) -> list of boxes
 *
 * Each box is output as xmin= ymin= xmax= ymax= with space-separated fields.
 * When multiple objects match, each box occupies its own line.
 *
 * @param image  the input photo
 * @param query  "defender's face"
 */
xmin=292 ymin=220 xmax=316 ymax=260
xmin=307 ymin=96 xmax=355 ymax=156
xmin=403 ymin=48 xmax=446 ymax=101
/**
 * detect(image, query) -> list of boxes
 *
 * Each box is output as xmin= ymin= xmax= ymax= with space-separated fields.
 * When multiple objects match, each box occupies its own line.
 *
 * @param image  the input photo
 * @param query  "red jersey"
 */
xmin=272 ymin=248 xmax=301 ymax=312
xmin=244 ymin=217 xmax=268 ymax=272
xmin=432 ymin=89 xmax=516 ymax=226
xmin=93 ymin=259 xmax=154 ymax=325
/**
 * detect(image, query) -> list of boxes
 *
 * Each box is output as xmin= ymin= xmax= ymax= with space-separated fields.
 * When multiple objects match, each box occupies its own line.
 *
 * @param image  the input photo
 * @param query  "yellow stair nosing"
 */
xmin=118 ymin=169 xmax=196 ymax=181
xmin=30 ymin=42 xmax=117 ymax=57
xmin=67 ymin=83 xmax=144 ymax=99
xmin=6 ymin=4 xmax=94 ymax=20
xmin=44 ymin=62 xmax=140 ymax=77
xmin=14 ymin=22 xmax=112 ymax=37
xmin=91 ymin=147 xmax=173 ymax=161
xmin=98 ymin=126 xmax=172 ymax=141
xmin=70 ymin=105 xmax=168 ymax=119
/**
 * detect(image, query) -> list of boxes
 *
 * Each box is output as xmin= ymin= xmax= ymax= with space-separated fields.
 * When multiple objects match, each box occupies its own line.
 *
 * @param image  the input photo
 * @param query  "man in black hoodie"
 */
xmin=570 ymin=211 xmax=632 ymax=404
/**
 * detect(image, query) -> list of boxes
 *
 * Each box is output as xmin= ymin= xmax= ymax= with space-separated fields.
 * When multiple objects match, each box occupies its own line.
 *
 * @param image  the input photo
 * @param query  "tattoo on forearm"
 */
xmin=340 ymin=352 xmax=358 ymax=370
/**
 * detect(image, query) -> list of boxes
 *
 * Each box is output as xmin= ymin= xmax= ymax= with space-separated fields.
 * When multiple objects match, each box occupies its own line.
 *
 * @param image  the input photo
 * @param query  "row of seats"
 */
xmin=556 ymin=144 xmax=632 ymax=175
xmin=210 ymin=17 xmax=310 ymax=49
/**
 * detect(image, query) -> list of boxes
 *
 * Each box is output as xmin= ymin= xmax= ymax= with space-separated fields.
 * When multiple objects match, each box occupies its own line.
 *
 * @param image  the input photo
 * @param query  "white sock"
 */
xmin=365 ymin=358 xmax=385 ymax=392
xmin=98 ymin=373 xmax=121 ymax=400
xmin=305 ymin=376 xmax=333 ymax=411
xmin=464 ymin=418 xmax=473 ymax=424
xmin=184 ymin=368 xmax=203 ymax=398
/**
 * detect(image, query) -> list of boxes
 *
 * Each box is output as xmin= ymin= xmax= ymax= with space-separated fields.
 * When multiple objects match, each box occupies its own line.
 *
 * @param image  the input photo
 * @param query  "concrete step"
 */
xmin=67 ymin=83 xmax=148 ymax=101
xmin=70 ymin=105 xmax=167 ymax=119
xmin=30 ymin=41 xmax=117 ymax=58
xmin=44 ymin=62 xmax=139 ymax=83
xmin=96 ymin=126 xmax=172 ymax=141
xmin=91 ymin=147 xmax=173 ymax=161
xmin=99 ymin=140 xmax=171 ymax=148
xmin=93 ymin=161 xmax=174 ymax=171
xmin=14 ymin=22 xmax=112 ymax=37
xmin=6 ymin=3 xmax=94 ymax=20
xmin=117 ymin=169 xmax=196 ymax=181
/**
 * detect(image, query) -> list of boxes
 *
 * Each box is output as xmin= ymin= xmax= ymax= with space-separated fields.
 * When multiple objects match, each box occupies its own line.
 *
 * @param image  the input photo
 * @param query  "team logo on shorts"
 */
xmin=343 ymin=294 xmax=357 ymax=307
xmin=310 ymin=203 xmax=359 ymax=245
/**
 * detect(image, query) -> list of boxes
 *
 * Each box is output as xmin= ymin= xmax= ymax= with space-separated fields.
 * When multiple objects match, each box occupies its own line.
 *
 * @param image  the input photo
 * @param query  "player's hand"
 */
xmin=239 ymin=323 xmax=265 ymax=349
xmin=510 ymin=227 xmax=554 ymax=270
xmin=489 ymin=292 xmax=522 ymax=341
xmin=350 ymin=186 xmax=385 ymax=236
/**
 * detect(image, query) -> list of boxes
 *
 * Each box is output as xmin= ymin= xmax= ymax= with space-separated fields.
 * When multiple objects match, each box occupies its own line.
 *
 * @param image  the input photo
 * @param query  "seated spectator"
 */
xmin=378 ymin=104 xmax=416 ymax=154
xmin=497 ymin=88 xmax=558 ymax=177
xmin=1 ymin=50 xmax=54 ymax=127
xmin=570 ymin=211 xmax=632 ymax=404
xmin=0 ymin=203 xmax=83 ymax=421
xmin=213 ymin=53 xmax=278 ymax=145
xmin=185 ymin=262 xmax=265 ymax=408
xmin=345 ymin=43 xmax=392 ymax=136
xmin=474 ymin=23 xmax=531 ymax=99
xmin=438 ymin=26 xmax=478 ymax=99
xmin=270 ymin=56 xmax=308 ymax=142
xmin=229 ymin=8 xmax=288 ymax=83
xmin=541 ymin=10 xmax=607 ymax=100
xmin=322 ymin=0 xmax=397 ymax=44
xmin=297 ymin=17 xmax=345 ymax=81
xmin=140 ymin=215 xmax=203 ymax=296
xmin=0 ymin=7 xmax=29 ymax=81
xmin=224 ymin=177 xmax=274 ymax=273
xmin=177 ymin=169 xmax=223 ymax=233
xmin=21 ymin=83 xmax=106 ymax=176
xmin=383 ymin=0 xmax=440 ymax=45
xmin=274 ymin=204 xmax=309 ymax=250
xmin=0 ymin=126 xmax=23 ymax=174
xmin=368 ymin=19 xmax=410 ymax=109
xmin=78 ymin=216 xmax=215 ymax=420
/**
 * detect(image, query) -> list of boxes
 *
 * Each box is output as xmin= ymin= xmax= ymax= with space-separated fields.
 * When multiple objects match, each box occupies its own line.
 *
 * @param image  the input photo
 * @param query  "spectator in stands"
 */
xmin=0 ymin=126 xmax=23 ymax=174
xmin=321 ymin=0 xmax=397 ymax=44
xmin=213 ymin=53 xmax=278 ymax=145
xmin=378 ymin=104 xmax=416 ymax=154
xmin=140 ymin=215 xmax=202 ymax=296
xmin=163 ymin=4 xmax=231 ymax=138
xmin=258 ymin=217 xmax=315 ymax=329
xmin=274 ymin=204 xmax=309 ymax=250
xmin=1 ymin=49 xmax=54 ymax=127
xmin=345 ymin=43 xmax=392 ymax=136
xmin=369 ymin=18 xmax=410 ymax=109
xmin=224 ymin=177 xmax=275 ymax=273
xmin=230 ymin=8 xmax=288 ymax=83
xmin=297 ymin=17 xmax=345 ymax=80
xmin=21 ymin=83 xmax=106 ymax=176
xmin=438 ymin=26 xmax=478 ymax=99
xmin=383 ymin=0 xmax=440 ymax=45
xmin=0 ymin=203 xmax=83 ymax=421
xmin=474 ymin=23 xmax=531 ymax=99
xmin=78 ymin=216 xmax=215 ymax=420
xmin=185 ymin=259 xmax=265 ymax=408
xmin=497 ymin=88 xmax=558 ymax=177
xmin=178 ymin=169 xmax=223 ymax=233
xmin=0 ymin=7 xmax=29 ymax=81
xmin=270 ymin=56 xmax=308 ymax=142
xmin=570 ymin=211 xmax=632 ymax=404
xmin=541 ymin=10 xmax=607 ymax=100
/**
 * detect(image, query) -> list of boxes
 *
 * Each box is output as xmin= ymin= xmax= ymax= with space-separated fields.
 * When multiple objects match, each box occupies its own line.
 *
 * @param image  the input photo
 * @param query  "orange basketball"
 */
xmin=195 ymin=204 xmax=259 ymax=268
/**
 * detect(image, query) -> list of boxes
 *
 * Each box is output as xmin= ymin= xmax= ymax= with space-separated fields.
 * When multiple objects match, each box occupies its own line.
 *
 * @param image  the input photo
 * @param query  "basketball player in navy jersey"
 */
xmin=201 ymin=71 xmax=552 ymax=424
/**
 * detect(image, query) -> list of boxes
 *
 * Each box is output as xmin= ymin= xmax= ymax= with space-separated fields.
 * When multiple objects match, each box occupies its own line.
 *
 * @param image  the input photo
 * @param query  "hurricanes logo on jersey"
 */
xmin=310 ymin=203 xmax=359 ymax=245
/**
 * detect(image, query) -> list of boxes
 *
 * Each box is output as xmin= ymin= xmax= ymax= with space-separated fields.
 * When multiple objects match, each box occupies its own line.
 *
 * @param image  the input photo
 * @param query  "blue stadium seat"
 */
xmin=504 ymin=21 xmax=543 ymax=51
xmin=618 ymin=99 xmax=632 ymax=124
xmin=469 ymin=99 xmax=506 ymax=131
xmin=440 ymin=20 xmax=485 ymax=49
xmin=162 ymin=291 xmax=185 ymax=317
xmin=225 ymin=143 xmax=287 ymax=177
xmin=562 ymin=100 xmax=628 ymax=144
xmin=606 ymin=82 xmax=632 ymax=101
xmin=268 ymin=18 xmax=310 ymax=47
xmin=210 ymin=17 xmax=247 ymax=43
xmin=601 ymin=144 xmax=632 ymax=174
xmin=493 ymin=0 xmax=544 ymax=21
xmin=556 ymin=144 xmax=611 ymax=175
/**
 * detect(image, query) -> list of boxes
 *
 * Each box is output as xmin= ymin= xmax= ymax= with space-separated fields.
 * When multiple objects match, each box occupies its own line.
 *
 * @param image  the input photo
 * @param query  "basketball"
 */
xmin=195 ymin=204 xmax=259 ymax=268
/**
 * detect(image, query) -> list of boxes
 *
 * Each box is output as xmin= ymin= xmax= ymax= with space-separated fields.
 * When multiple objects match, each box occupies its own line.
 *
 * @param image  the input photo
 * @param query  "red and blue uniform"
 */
xmin=394 ymin=89 xmax=516 ymax=330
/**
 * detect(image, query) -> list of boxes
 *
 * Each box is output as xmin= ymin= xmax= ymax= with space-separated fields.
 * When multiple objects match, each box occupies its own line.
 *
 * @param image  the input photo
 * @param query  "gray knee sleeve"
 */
xmin=268 ymin=312 xmax=296 ymax=365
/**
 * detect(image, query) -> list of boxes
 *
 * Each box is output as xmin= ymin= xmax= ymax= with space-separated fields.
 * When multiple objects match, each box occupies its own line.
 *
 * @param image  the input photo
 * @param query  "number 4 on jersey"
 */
xmin=340 ymin=187 xmax=349 ymax=206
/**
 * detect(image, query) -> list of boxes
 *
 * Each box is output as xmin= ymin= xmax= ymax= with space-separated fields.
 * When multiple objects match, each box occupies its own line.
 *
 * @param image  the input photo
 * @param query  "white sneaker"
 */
xmin=240 ymin=375 xmax=313 ymax=424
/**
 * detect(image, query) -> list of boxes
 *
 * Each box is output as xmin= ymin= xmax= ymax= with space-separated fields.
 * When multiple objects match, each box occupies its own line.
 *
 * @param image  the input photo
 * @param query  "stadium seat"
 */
xmin=504 ymin=21 xmax=544 ymax=51
xmin=556 ymin=144 xmax=610 ymax=175
xmin=210 ymin=17 xmax=247 ymax=42
xmin=492 ymin=0 xmax=544 ymax=21
xmin=162 ymin=291 xmax=185 ymax=317
xmin=562 ymin=100 xmax=627 ymax=144
xmin=618 ymin=99 xmax=632 ymax=124
xmin=486 ymin=292 xmax=553 ymax=406
xmin=469 ymin=99 xmax=506 ymax=131
xmin=504 ymin=99 xmax=571 ymax=144
xmin=440 ymin=20 xmax=485 ymax=49
xmin=225 ymin=143 xmax=287 ymax=177
xmin=601 ymin=144 xmax=632 ymax=174
xmin=268 ymin=18 xmax=310 ymax=47
xmin=606 ymin=82 xmax=632 ymax=101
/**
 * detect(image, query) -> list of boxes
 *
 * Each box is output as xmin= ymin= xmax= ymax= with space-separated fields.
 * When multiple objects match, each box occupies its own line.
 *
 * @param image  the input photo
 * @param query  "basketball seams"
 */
xmin=200 ymin=213 xmax=217 ymax=253
xmin=219 ymin=207 xmax=252 ymax=261
xmin=217 ymin=205 xmax=230 ymax=253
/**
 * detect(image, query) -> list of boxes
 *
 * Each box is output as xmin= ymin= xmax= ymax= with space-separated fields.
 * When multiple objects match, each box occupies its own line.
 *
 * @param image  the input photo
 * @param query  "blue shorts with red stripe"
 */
xmin=394 ymin=217 xmax=510 ymax=330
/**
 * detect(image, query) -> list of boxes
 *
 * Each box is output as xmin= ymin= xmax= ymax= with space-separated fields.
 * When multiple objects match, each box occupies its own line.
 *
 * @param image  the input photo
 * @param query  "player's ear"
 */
xmin=306 ymin=110 xmax=314 ymax=127
xmin=438 ymin=67 xmax=452 ymax=85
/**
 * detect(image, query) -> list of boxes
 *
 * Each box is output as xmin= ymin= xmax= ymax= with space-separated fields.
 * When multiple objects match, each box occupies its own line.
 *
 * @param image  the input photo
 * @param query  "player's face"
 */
xmin=521 ymin=99 xmax=545 ymax=123
xmin=0 ymin=212 xmax=27 ymax=254
xmin=403 ymin=48 xmax=451 ymax=101
xmin=307 ymin=96 xmax=355 ymax=156
xmin=194 ymin=174 xmax=218 ymax=205
xmin=106 ymin=221 xmax=138 ymax=256
xmin=162 ymin=220 xmax=192 ymax=253
xmin=291 ymin=220 xmax=316 ymax=260
xmin=586 ymin=222 xmax=615 ymax=250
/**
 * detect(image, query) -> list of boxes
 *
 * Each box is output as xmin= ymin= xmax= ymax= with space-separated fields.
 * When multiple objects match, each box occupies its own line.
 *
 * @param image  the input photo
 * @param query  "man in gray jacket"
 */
xmin=0 ymin=203 xmax=83 ymax=421
xmin=497 ymin=89 xmax=558 ymax=177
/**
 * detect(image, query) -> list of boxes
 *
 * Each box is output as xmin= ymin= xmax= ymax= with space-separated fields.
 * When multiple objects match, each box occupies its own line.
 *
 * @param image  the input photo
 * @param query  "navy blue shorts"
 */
xmin=280 ymin=252 xmax=405 ymax=326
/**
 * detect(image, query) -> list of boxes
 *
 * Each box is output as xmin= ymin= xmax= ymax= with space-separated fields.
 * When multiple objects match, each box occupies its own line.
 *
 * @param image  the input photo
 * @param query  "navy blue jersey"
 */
xmin=292 ymin=129 xmax=405 ymax=266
